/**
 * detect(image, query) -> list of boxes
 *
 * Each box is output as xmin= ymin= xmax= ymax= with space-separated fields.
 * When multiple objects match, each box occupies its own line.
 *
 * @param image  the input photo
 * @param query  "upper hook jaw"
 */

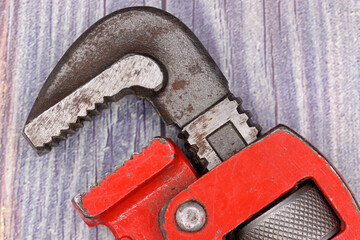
xmin=23 ymin=54 xmax=164 ymax=155
xmin=23 ymin=7 xmax=230 ymax=155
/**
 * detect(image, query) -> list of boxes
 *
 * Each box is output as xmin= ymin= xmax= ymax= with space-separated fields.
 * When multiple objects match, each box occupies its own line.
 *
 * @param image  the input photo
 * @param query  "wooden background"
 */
xmin=1 ymin=0 xmax=360 ymax=239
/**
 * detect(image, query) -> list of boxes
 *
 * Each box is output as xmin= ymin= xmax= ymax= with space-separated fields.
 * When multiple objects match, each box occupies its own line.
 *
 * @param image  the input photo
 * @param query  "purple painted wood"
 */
xmin=1 ymin=0 xmax=359 ymax=239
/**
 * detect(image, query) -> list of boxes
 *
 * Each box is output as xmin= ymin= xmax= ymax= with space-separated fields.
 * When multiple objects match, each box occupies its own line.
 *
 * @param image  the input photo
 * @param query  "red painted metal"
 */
xmin=73 ymin=138 xmax=198 ymax=240
xmin=160 ymin=126 xmax=360 ymax=239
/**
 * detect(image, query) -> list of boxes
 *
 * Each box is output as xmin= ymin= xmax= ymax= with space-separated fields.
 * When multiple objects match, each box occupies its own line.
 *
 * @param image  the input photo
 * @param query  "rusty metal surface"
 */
xmin=25 ymin=7 xmax=230 ymax=131
xmin=23 ymin=6 xmax=259 ymax=172
xmin=23 ymin=55 xmax=163 ymax=154
xmin=181 ymin=97 xmax=258 ymax=170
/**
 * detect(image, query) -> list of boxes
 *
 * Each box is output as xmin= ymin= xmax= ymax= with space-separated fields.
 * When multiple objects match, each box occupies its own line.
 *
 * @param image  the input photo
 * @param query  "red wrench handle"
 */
xmin=160 ymin=126 xmax=360 ymax=239
xmin=73 ymin=138 xmax=198 ymax=240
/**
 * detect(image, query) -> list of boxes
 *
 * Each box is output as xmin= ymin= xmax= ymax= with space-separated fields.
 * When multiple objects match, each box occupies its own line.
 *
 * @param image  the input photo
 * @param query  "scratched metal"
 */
xmin=23 ymin=55 xmax=163 ymax=154
xmin=1 ymin=0 xmax=360 ymax=239
xmin=25 ymin=6 xmax=230 ymax=130
xmin=182 ymin=97 xmax=258 ymax=170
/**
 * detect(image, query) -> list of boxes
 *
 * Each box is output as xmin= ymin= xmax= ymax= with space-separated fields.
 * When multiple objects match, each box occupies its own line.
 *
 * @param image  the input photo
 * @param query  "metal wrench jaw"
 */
xmin=23 ymin=7 xmax=230 ymax=155
xmin=23 ymin=55 xmax=164 ymax=155
xmin=23 ymin=7 xmax=259 ymax=168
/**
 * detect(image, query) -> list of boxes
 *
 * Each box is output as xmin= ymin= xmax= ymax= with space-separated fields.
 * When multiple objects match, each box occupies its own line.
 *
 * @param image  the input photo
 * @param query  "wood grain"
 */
xmin=1 ymin=0 xmax=359 ymax=239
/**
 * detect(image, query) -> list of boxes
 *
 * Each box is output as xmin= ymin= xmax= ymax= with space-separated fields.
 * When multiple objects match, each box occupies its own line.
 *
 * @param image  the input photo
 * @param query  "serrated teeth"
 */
xmin=24 ymin=94 xmax=114 ymax=155
xmin=62 ymin=128 xmax=75 ymax=134
xmin=181 ymin=97 xmax=259 ymax=171
xmin=47 ymin=140 xmax=59 ymax=147
xmin=96 ymin=102 xmax=109 ymax=109
xmin=79 ymin=115 xmax=92 ymax=121
xmin=36 ymin=95 xmax=113 ymax=153
xmin=70 ymin=121 xmax=84 ymax=128
xmin=39 ymin=98 xmax=110 ymax=152
xmin=53 ymin=134 xmax=67 ymax=141
xmin=88 ymin=109 xmax=101 ymax=116
xmin=23 ymin=55 xmax=163 ymax=155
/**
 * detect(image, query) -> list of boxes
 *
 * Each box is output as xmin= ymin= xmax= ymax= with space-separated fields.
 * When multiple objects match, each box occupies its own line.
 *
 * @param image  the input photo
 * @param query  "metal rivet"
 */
xmin=175 ymin=201 xmax=206 ymax=232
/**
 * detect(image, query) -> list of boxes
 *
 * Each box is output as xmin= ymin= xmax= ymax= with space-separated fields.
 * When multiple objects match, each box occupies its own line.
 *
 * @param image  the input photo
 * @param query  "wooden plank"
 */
xmin=0 ymin=0 xmax=14 ymax=239
xmin=223 ymin=0 xmax=276 ymax=131
xmin=1 ymin=0 xmax=360 ymax=239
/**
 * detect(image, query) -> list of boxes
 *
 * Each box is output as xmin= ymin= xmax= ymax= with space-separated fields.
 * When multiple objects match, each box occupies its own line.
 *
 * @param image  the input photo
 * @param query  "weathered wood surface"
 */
xmin=1 ymin=0 xmax=359 ymax=239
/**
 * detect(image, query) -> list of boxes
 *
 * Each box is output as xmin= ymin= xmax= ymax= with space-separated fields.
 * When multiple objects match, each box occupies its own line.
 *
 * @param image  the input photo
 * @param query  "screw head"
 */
xmin=175 ymin=201 xmax=206 ymax=232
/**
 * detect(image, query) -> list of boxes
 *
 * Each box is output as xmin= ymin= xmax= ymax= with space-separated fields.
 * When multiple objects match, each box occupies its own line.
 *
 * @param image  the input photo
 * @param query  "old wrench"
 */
xmin=23 ymin=7 xmax=360 ymax=239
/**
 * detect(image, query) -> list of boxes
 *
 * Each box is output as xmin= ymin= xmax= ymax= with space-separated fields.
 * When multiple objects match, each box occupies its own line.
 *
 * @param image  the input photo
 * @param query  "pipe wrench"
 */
xmin=23 ymin=7 xmax=360 ymax=240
